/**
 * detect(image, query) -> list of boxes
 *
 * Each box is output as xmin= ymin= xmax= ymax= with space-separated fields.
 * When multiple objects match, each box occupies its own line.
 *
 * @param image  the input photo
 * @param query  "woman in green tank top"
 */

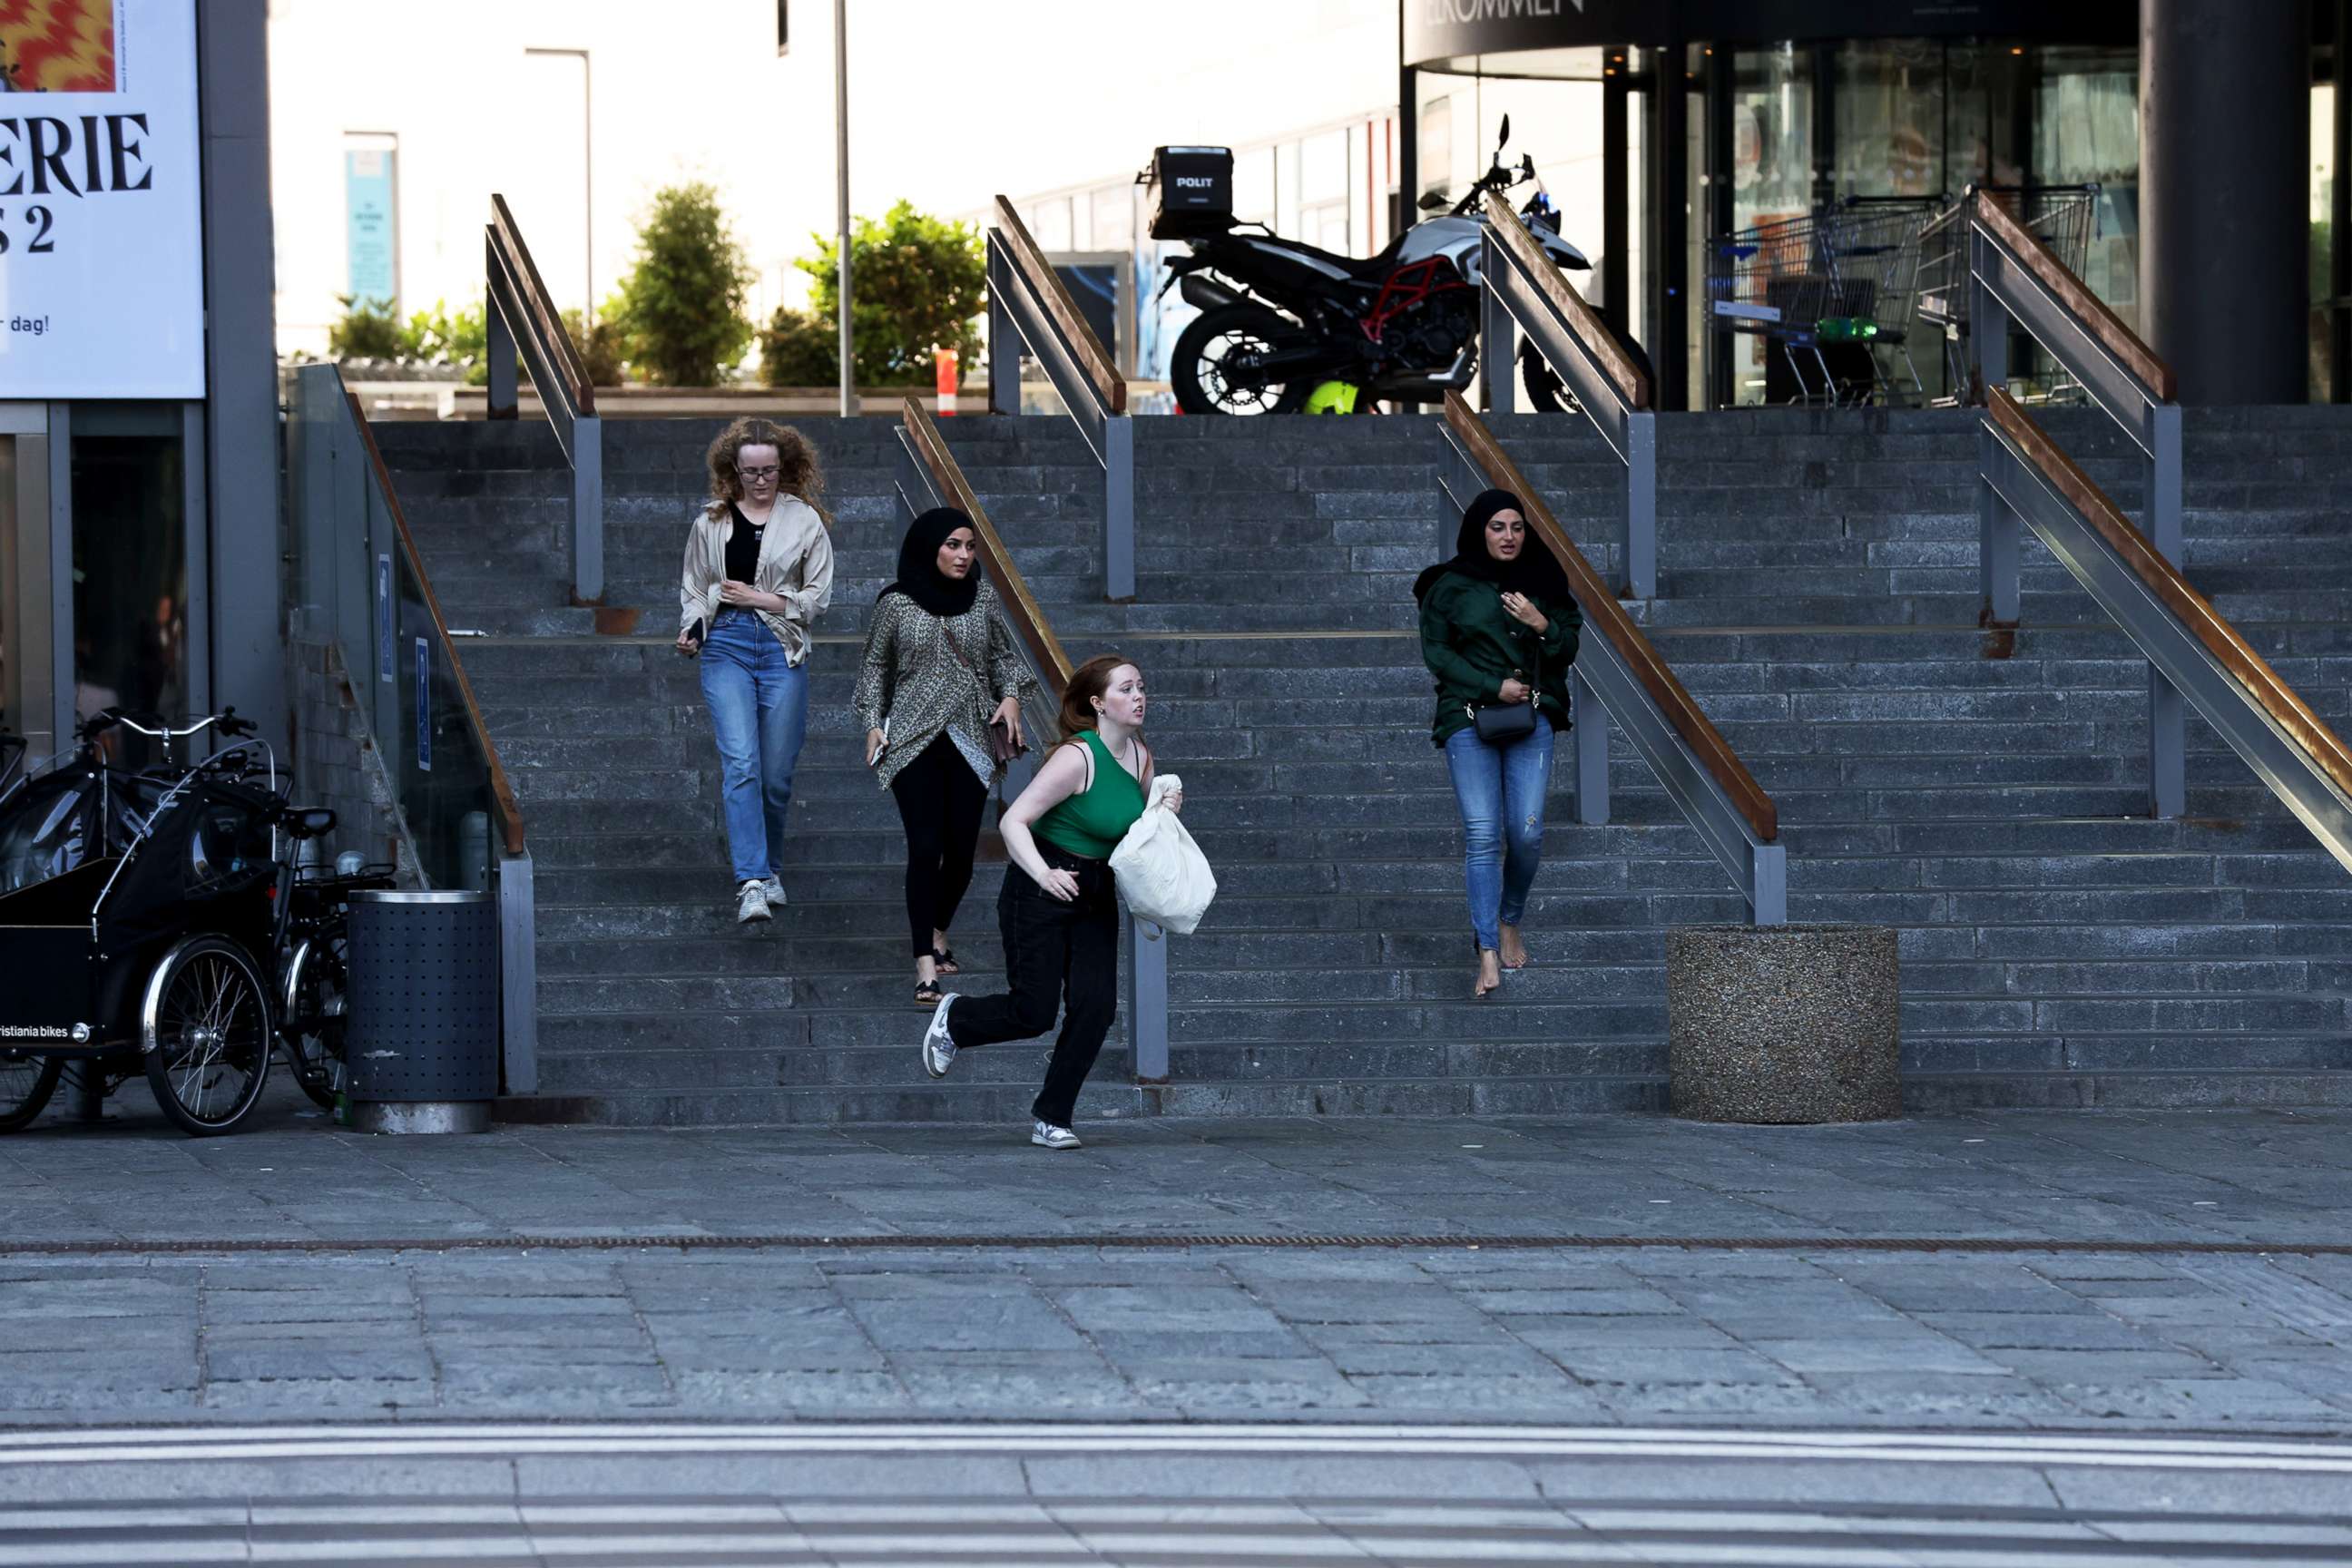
xmin=915 ymin=655 xmax=1184 ymax=1150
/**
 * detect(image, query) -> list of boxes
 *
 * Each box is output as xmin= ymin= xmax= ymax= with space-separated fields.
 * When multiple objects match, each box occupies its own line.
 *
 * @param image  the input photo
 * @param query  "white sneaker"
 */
xmin=735 ymin=879 xmax=771 ymax=925
xmin=760 ymin=875 xmax=785 ymax=907
xmin=1031 ymin=1120 xmax=1083 ymax=1151
xmin=919 ymin=994 xmax=959 ymax=1079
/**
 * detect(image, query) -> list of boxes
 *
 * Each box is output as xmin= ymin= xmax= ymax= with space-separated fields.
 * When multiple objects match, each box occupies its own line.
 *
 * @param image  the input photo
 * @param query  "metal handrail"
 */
xmin=485 ymin=194 xmax=606 ymax=606
xmin=986 ymin=195 xmax=1135 ymax=603
xmin=1441 ymin=394 xmax=1785 ymax=924
xmin=1477 ymin=190 xmax=1656 ymax=599
xmin=1983 ymin=390 xmax=2352 ymax=868
xmin=1965 ymin=190 xmax=2188 ymax=813
xmin=890 ymin=399 xmax=1173 ymax=1078
xmin=289 ymin=362 xmax=538 ymax=1093
xmin=344 ymin=393 xmax=526 ymax=859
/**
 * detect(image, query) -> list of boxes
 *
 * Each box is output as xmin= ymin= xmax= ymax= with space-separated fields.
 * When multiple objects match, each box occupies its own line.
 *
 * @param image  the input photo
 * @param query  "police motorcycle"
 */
xmin=0 ymin=707 xmax=388 ymax=1136
xmin=1153 ymin=117 xmax=1592 ymax=416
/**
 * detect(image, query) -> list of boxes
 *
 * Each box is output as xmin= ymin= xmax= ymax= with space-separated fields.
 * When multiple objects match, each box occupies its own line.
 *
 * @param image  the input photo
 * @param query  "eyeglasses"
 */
xmin=736 ymin=465 xmax=780 ymax=481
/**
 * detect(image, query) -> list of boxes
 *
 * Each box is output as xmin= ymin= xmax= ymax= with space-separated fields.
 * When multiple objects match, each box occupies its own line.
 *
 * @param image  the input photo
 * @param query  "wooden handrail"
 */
xmin=1481 ymin=191 xmax=1649 ymax=410
xmin=489 ymin=194 xmax=596 ymax=416
xmin=1988 ymin=389 xmax=2352 ymax=800
xmin=1974 ymin=192 xmax=2176 ymax=403
xmin=989 ymin=196 xmax=1127 ymax=416
xmin=345 ymin=391 xmax=528 ymax=858
xmin=901 ymin=399 xmax=1073 ymax=691
xmin=1443 ymin=393 xmax=1776 ymax=841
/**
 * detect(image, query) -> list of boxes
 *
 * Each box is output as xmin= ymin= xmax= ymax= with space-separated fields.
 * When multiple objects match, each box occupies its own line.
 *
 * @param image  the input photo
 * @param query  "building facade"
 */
xmin=0 ymin=0 xmax=277 ymax=764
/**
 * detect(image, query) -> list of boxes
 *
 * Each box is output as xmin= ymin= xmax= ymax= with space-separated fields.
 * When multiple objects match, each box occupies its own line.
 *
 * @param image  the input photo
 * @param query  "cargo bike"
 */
xmin=0 ymin=708 xmax=391 ymax=1136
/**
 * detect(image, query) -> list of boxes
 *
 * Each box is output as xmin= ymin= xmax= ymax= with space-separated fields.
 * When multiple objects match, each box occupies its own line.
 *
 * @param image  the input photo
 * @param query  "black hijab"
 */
xmin=1413 ymin=488 xmax=1571 ymax=604
xmin=880 ymin=506 xmax=982 ymax=618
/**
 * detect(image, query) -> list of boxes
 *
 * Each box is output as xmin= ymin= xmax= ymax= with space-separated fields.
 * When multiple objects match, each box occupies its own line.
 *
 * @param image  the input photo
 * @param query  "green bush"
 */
xmin=608 ymin=183 xmax=754 ymax=386
xmin=561 ymin=306 xmax=630 ymax=387
xmin=789 ymin=201 xmax=985 ymax=385
xmin=328 ymin=295 xmax=405 ymax=360
xmin=758 ymin=307 xmax=839 ymax=387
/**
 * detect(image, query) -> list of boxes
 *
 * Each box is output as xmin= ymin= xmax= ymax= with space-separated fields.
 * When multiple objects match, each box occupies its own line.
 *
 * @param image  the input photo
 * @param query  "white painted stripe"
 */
xmin=0 ymin=1423 xmax=2347 ymax=1475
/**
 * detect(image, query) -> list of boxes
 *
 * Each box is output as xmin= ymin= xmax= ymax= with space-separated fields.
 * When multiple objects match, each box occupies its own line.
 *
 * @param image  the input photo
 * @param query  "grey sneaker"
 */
xmin=760 ymin=875 xmax=786 ymax=908
xmin=1031 ymin=1120 xmax=1083 ymax=1151
xmin=735 ymin=879 xmax=771 ymax=926
xmin=919 ymin=994 xmax=959 ymax=1079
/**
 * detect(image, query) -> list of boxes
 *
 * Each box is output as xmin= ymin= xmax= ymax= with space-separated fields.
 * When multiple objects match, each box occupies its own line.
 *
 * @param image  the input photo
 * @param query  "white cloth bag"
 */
xmin=1109 ymin=774 xmax=1217 ymax=935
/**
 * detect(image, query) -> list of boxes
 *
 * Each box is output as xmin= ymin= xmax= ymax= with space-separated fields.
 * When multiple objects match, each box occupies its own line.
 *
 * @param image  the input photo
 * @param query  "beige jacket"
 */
xmin=678 ymin=497 xmax=834 ymax=666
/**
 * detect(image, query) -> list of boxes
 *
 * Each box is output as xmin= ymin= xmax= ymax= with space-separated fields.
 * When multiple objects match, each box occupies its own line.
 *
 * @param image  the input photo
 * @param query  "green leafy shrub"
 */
xmin=328 ymin=295 xmax=405 ymax=360
xmin=758 ymin=307 xmax=840 ymax=387
xmin=561 ymin=306 xmax=630 ymax=387
xmin=788 ymin=201 xmax=985 ymax=385
xmin=607 ymin=183 xmax=755 ymax=386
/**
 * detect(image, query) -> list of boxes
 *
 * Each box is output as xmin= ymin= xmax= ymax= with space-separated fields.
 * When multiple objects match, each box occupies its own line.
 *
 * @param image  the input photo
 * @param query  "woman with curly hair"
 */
xmin=676 ymin=417 xmax=835 ymax=925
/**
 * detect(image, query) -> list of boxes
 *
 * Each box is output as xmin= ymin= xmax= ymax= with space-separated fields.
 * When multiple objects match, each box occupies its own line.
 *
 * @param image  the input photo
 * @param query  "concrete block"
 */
xmin=1666 ymin=924 xmax=1902 ymax=1123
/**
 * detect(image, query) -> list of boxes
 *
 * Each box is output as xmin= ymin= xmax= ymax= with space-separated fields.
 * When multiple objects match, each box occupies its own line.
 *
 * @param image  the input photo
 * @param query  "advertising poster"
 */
xmin=0 ymin=0 xmax=205 ymax=397
xmin=345 ymin=145 xmax=396 ymax=310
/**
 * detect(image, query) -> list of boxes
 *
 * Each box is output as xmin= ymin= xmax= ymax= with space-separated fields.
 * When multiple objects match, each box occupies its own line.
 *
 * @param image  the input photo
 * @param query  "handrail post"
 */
xmin=1103 ymin=415 xmax=1135 ymax=602
xmin=572 ymin=415 xmax=603 ymax=606
xmin=1750 ymin=843 xmax=1788 ymax=926
xmin=1979 ymin=422 xmax=2021 ymax=625
xmin=1482 ymin=265 xmax=1514 ymax=415
xmin=1572 ymin=666 xmax=1610 ymax=825
xmin=498 ymin=850 xmax=537 ymax=1093
xmin=2145 ymin=399 xmax=2185 ymax=817
xmin=1625 ymin=410 xmax=1657 ymax=600
xmin=485 ymin=265 xmax=518 ymax=422
xmin=1128 ymin=916 xmax=1169 ymax=1082
xmin=986 ymin=240 xmax=1020 ymax=416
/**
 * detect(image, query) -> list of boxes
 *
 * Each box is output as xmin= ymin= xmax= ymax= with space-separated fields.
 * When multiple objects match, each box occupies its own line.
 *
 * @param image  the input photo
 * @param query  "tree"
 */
xmin=608 ymin=183 xmax=755 ymax=386
xmin=777 ymin=201 xmax=985 ymax=387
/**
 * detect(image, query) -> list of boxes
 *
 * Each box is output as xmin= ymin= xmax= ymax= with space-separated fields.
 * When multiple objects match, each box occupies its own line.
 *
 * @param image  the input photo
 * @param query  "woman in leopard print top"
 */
xmin=854 ymin=508 xmax=1038 ymax=1003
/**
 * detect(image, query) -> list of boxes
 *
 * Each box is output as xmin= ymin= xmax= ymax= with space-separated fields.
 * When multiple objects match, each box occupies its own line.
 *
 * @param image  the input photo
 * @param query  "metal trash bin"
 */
xmin=345 ymin=888 xmax=498 ymax=1133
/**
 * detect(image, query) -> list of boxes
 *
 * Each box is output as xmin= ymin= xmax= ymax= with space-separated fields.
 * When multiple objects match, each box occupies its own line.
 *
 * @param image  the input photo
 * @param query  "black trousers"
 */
xmin=887 ymin=735 xmax=989 ymax=957
xmin=946 ymin=840 xmax=1119 ymax=1128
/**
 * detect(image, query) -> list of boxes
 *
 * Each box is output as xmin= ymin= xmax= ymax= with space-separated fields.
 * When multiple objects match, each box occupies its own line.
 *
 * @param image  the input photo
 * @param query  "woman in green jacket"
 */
xmin=1415 ymin=489 xmax=1580 ymax=999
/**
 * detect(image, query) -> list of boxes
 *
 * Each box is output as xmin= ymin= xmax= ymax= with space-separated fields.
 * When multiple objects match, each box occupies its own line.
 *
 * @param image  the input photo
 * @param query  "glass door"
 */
xmin=0 ymin=405 xmax=56 ymax=766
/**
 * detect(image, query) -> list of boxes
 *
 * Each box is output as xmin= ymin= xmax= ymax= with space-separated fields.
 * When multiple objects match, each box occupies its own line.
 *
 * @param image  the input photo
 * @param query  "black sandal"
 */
xmin=932 ymin=947 xmax=959 ymax=975
xmin=915 ymin=977 xmax=944 ymax=1006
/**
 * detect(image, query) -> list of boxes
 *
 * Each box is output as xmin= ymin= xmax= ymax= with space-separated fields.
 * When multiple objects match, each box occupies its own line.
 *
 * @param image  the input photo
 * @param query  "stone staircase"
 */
xmin=370 ymin=404 xmax=2352 ymax=1125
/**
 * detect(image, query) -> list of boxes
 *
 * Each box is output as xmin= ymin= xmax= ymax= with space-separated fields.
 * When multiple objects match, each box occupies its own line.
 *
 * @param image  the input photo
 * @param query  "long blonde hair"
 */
xmin=702 ymin=417 xmax=830 ymax=524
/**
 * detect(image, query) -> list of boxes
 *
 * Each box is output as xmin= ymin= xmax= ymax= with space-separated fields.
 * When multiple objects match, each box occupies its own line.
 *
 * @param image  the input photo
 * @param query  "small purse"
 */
xmin=943 ymin=619 xmax=1029 ymax=772
xmin=1470 ymin=697 xmax=1538 ymax=744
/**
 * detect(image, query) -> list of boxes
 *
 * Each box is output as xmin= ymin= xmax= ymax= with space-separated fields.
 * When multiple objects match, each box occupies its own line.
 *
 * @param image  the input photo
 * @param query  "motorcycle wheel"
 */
xmin=1521 ymin=345 xmax=1576 ymax=415
xmin=142 ymin=935 xmax=273 ymax=1137
xmin=280 ymin=927 xmax=348 ymax=1112
xmin=0 ymin=1051 xmax=62 ymax=1133
xmin=1172 ymin=305 xmax=1314 ymax=416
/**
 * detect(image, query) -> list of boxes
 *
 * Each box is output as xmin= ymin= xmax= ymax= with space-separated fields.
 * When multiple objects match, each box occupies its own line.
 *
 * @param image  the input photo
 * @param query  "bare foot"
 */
xmin=1499 ymin=924 xmax=1529 ymax=970
xmin=1473 ymin=948 xmax=1503 ymax=998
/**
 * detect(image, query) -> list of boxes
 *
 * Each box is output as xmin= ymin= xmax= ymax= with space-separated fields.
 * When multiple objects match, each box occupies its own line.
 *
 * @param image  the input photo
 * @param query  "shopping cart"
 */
xmin=1704 ymin=197 xmax=1939 ymax=407
xmin=1914 ymin=183 xmax=2102 ymax=404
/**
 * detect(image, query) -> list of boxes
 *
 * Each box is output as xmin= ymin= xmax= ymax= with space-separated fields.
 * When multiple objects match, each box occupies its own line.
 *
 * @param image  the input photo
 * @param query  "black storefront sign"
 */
xmin=1406 ymin=0 xmax=2131 ymax=64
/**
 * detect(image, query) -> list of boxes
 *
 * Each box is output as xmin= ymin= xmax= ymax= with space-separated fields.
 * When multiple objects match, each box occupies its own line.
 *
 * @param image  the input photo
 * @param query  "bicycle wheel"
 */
xmin=279 ymin=927 xmax=348 ymax=1112
xmin=0 ymin=1051 xmax=62 ymax=1133
xmin=142 ymin=936 xmax=273 ymax=1136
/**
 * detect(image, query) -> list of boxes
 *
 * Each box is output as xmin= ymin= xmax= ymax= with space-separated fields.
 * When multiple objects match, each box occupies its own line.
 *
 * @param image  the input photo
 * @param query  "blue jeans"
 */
xmin=698 ymin=611 xmax=808 ymax=884
xmin=1443 ymin=713 xmax=1553 ymax=952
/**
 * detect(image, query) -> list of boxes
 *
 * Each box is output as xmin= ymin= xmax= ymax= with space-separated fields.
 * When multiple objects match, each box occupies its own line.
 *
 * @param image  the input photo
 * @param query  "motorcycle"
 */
xmin=1161 ymin=115 xmax=1590 ymax=416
